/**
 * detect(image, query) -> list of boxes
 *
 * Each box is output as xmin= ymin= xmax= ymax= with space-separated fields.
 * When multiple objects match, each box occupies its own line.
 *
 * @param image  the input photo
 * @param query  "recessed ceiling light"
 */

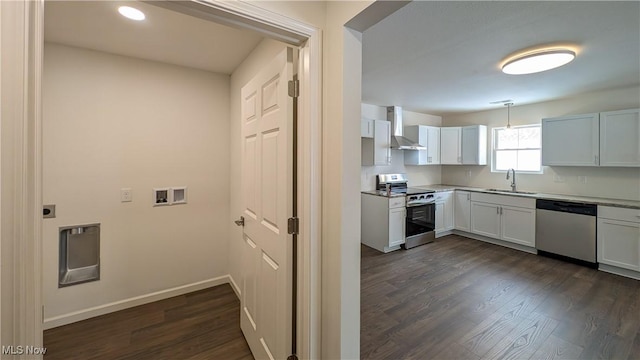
xmin=118 ymin=6 xmax=145 ymax=21
xmin=502 ymin=49 xmax=576 ymax=75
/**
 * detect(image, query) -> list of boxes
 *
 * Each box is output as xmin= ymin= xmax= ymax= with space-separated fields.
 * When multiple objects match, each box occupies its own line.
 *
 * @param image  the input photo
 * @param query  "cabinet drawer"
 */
xmin=389 ymin=197 xmax=405 ymax=209
xmin=599 ymin=206 xmax=640 ymax=223
xmin=470 ymin=192 xmax=535 ymax=209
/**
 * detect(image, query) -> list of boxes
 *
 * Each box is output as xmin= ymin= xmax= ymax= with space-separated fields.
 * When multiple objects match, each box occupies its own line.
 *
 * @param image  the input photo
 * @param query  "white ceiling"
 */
xmin=362 ymin=1 xmax=640 ymax=115
xmin=44 ymin=1 xmax=264 ymax=74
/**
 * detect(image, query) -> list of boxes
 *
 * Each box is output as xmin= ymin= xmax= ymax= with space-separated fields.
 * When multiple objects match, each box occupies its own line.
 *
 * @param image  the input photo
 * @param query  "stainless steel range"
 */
xmin=377 ymin=174 xmax=436 ymax=249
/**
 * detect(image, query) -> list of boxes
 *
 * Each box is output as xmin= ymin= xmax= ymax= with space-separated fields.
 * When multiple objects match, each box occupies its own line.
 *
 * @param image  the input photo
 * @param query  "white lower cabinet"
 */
xmin=500 ymin=205 xmax=536 ymax=247
xmin=470 ymin=202 xmax=501 ymax=238
xmin=361 ymin=194 xmax=405 ymax=253
xmin=469 ymin=192 xmax=536 ymax=248
xmin=454 ymin=191 xmax=471 ymax=231
xmin=597 ymin=206 xmax=640 ymax=275
xmin=435 ymin=191 xmax=454 ymax=236
xmin=389 ymin=207 xmax=407 ymax=248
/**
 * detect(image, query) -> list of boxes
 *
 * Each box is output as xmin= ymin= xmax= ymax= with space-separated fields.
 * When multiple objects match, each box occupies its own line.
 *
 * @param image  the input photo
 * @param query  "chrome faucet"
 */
xmin=506 ymin=168 xmax=516 ymax=192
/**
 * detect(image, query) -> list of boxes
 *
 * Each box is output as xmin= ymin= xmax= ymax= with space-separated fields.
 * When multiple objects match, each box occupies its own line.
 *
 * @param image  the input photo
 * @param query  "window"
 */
xmin=492 ymin=125 xmax=542 ymax=173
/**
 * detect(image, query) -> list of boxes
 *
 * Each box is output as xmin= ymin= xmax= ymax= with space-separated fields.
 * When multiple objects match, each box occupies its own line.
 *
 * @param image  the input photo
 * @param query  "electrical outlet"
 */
xmin=554 ymin=175 xmax=565 ymax=183
xmin=121 ymin=188 xmax=132 ymax=202
xmin=578 ymin=176 xmax=588 ymax=184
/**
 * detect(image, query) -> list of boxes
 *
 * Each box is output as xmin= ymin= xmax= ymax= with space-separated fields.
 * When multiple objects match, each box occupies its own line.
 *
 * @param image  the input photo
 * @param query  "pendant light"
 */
xmin=505 ymin=102 xmax=514 ymax=129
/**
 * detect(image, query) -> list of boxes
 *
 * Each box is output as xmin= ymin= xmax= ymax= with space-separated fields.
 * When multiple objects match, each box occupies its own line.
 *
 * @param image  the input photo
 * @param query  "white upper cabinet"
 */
xmin=361 ymin=118 xmax=374 ymax=138
xmin=404 ymin=125 xmax=441 ymax=165
xmin=462 ymin=125 xmax=487 ymax=165
xmin=441 ymin=126 xmax=487 ymax=165
xmin=362 ymin=119 xmax=391 ymax=166
xmin=599 ymin=109 xmax=640 ymax=167
xmin=440 ymin=127 xmax=462 ymax=164
xmin=541 ymin=113 xmax=600 ymax=166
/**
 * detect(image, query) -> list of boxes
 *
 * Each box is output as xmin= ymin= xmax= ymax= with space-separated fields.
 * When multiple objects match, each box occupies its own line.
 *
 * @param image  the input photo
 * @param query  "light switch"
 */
xmin=121 ymin=188 xmax=132 ymax=202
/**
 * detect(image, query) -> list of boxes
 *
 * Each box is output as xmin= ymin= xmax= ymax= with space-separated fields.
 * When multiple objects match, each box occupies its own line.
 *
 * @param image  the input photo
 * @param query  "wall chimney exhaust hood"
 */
xmin=387 ymin=106 xmax=426 ymax=150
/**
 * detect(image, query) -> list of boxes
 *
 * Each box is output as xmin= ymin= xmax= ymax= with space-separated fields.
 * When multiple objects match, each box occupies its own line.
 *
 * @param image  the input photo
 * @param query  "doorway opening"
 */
xmin=35 ymin=1 xmax=319 ymax=358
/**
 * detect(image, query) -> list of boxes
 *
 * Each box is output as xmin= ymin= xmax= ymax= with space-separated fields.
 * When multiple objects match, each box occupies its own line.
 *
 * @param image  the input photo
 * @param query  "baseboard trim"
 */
xmin=452 ymin=230 xmax=537 ymax=254
xmin=43 ymin=275 xmax=230 ymax=330
xmin=228 ymin=274 xmax=241 ymax=299
xmin=599 ymin=263 xmax=640 ymax=281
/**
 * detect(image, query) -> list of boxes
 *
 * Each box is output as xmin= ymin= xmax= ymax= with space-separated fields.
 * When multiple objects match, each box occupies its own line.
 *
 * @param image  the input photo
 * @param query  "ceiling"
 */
xmin=362 ymin=1 xmax=640 ymax=115
xmin=44 ymin=1 xmax=264 ymax=74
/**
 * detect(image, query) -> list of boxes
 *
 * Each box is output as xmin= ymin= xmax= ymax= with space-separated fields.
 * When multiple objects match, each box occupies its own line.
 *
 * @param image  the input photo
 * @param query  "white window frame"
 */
xmin=491 ymin=124 xmax=543 ymax=174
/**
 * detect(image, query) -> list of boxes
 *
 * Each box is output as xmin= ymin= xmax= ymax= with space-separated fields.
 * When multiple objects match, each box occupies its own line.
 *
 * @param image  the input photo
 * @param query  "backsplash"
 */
xmin=361 ymin=149 xmax=442 ymax=190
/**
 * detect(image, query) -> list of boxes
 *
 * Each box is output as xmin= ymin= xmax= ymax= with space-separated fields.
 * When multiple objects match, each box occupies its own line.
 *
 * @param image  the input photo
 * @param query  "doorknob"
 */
xmin=234 ymin=216 xmax=245 ymax=227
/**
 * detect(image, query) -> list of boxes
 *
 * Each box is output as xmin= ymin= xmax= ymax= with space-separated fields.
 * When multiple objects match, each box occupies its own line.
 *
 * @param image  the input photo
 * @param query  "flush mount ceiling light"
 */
xmin=118 ymin=6 xmax=145 ymax=21
xmin=502 ymin=49 xmax=576 ymax=75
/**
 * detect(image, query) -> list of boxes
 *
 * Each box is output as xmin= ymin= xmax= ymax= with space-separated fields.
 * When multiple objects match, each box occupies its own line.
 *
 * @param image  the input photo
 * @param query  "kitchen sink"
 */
xmin=485 ymin=188 xmax=537 ymax=195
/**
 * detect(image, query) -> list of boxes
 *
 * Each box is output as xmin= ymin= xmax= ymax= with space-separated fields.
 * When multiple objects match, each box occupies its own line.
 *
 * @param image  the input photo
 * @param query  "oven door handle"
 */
xmin=406 ymin=200 xmax=436 ymax=207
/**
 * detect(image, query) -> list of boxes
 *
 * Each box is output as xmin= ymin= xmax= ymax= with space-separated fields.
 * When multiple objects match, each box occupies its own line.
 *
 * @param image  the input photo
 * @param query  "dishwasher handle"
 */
xmin=536 ymin=199 xmax=597 ymax=216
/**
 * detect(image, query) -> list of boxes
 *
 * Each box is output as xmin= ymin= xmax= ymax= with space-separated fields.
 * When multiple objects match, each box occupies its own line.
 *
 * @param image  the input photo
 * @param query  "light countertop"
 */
xmin=362 ymin=185 xmax=640 ymax=209
xmin=412 ymin=184 xmax=640 ymax=210
xmin=361 ymin=190 xmax=406 ymax=198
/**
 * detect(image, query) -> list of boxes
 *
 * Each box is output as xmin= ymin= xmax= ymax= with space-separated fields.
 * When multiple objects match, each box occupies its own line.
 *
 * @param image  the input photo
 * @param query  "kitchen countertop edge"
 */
xmin=412 ymin=184 xmax=640 ymax=210
xmin=361 ymin=190 xmax=406 ymax=198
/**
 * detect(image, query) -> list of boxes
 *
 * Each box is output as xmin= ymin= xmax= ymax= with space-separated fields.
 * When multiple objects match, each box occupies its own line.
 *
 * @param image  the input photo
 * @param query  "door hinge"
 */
xmin=288 ymin=79 xmax=299 ymax=98
xmin=288 ymin=217 xmax=299 ymax=235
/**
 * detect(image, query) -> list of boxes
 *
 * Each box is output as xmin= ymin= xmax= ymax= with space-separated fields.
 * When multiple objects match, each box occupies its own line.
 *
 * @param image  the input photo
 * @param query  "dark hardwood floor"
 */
xmin=44 ymin=284 xmax=253 ymax=360
xmin=361 ymin=234 xmax=640 ymax=360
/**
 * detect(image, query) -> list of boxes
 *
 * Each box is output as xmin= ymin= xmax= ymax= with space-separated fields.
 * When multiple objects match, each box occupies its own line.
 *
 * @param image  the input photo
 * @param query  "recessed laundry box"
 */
xmin=59 ymin=224 xmax=100 ymax=287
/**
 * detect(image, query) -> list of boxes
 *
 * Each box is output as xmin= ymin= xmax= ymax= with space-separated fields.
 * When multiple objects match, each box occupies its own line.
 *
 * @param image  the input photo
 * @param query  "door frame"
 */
xmin=4 ymin=0 xmax=322 ymax=358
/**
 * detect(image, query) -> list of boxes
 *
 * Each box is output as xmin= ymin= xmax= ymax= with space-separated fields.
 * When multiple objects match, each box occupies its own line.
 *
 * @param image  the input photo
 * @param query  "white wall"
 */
xmin=441 ymin=85 xmax=640 ymax=201
xmin=361 ymin=104 xmax=442 ymax=190
xmin=42 ymin=43 xmax=231 ymax=325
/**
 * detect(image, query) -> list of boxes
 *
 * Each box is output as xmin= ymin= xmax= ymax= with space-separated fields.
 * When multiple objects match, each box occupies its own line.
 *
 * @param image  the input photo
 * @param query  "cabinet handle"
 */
xmin=500 ymin=207 xmax=503 ymax=215
xmin=497 ymin=207 xmax=500 ymax=214
xmin=595 ymin=155 xmax=599 ymax=164
xmin=467 ymin=193 xmax=470 ymax=201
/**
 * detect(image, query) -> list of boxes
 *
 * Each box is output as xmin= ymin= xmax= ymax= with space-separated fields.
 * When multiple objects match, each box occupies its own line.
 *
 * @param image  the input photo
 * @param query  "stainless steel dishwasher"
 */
xmin=535 ymin=199 xmax=597 ymax=266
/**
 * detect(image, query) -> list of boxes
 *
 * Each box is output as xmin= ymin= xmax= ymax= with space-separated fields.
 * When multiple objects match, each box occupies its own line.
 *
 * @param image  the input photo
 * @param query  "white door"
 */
xmin=240 ymin=47 xmax=294 ymax=360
